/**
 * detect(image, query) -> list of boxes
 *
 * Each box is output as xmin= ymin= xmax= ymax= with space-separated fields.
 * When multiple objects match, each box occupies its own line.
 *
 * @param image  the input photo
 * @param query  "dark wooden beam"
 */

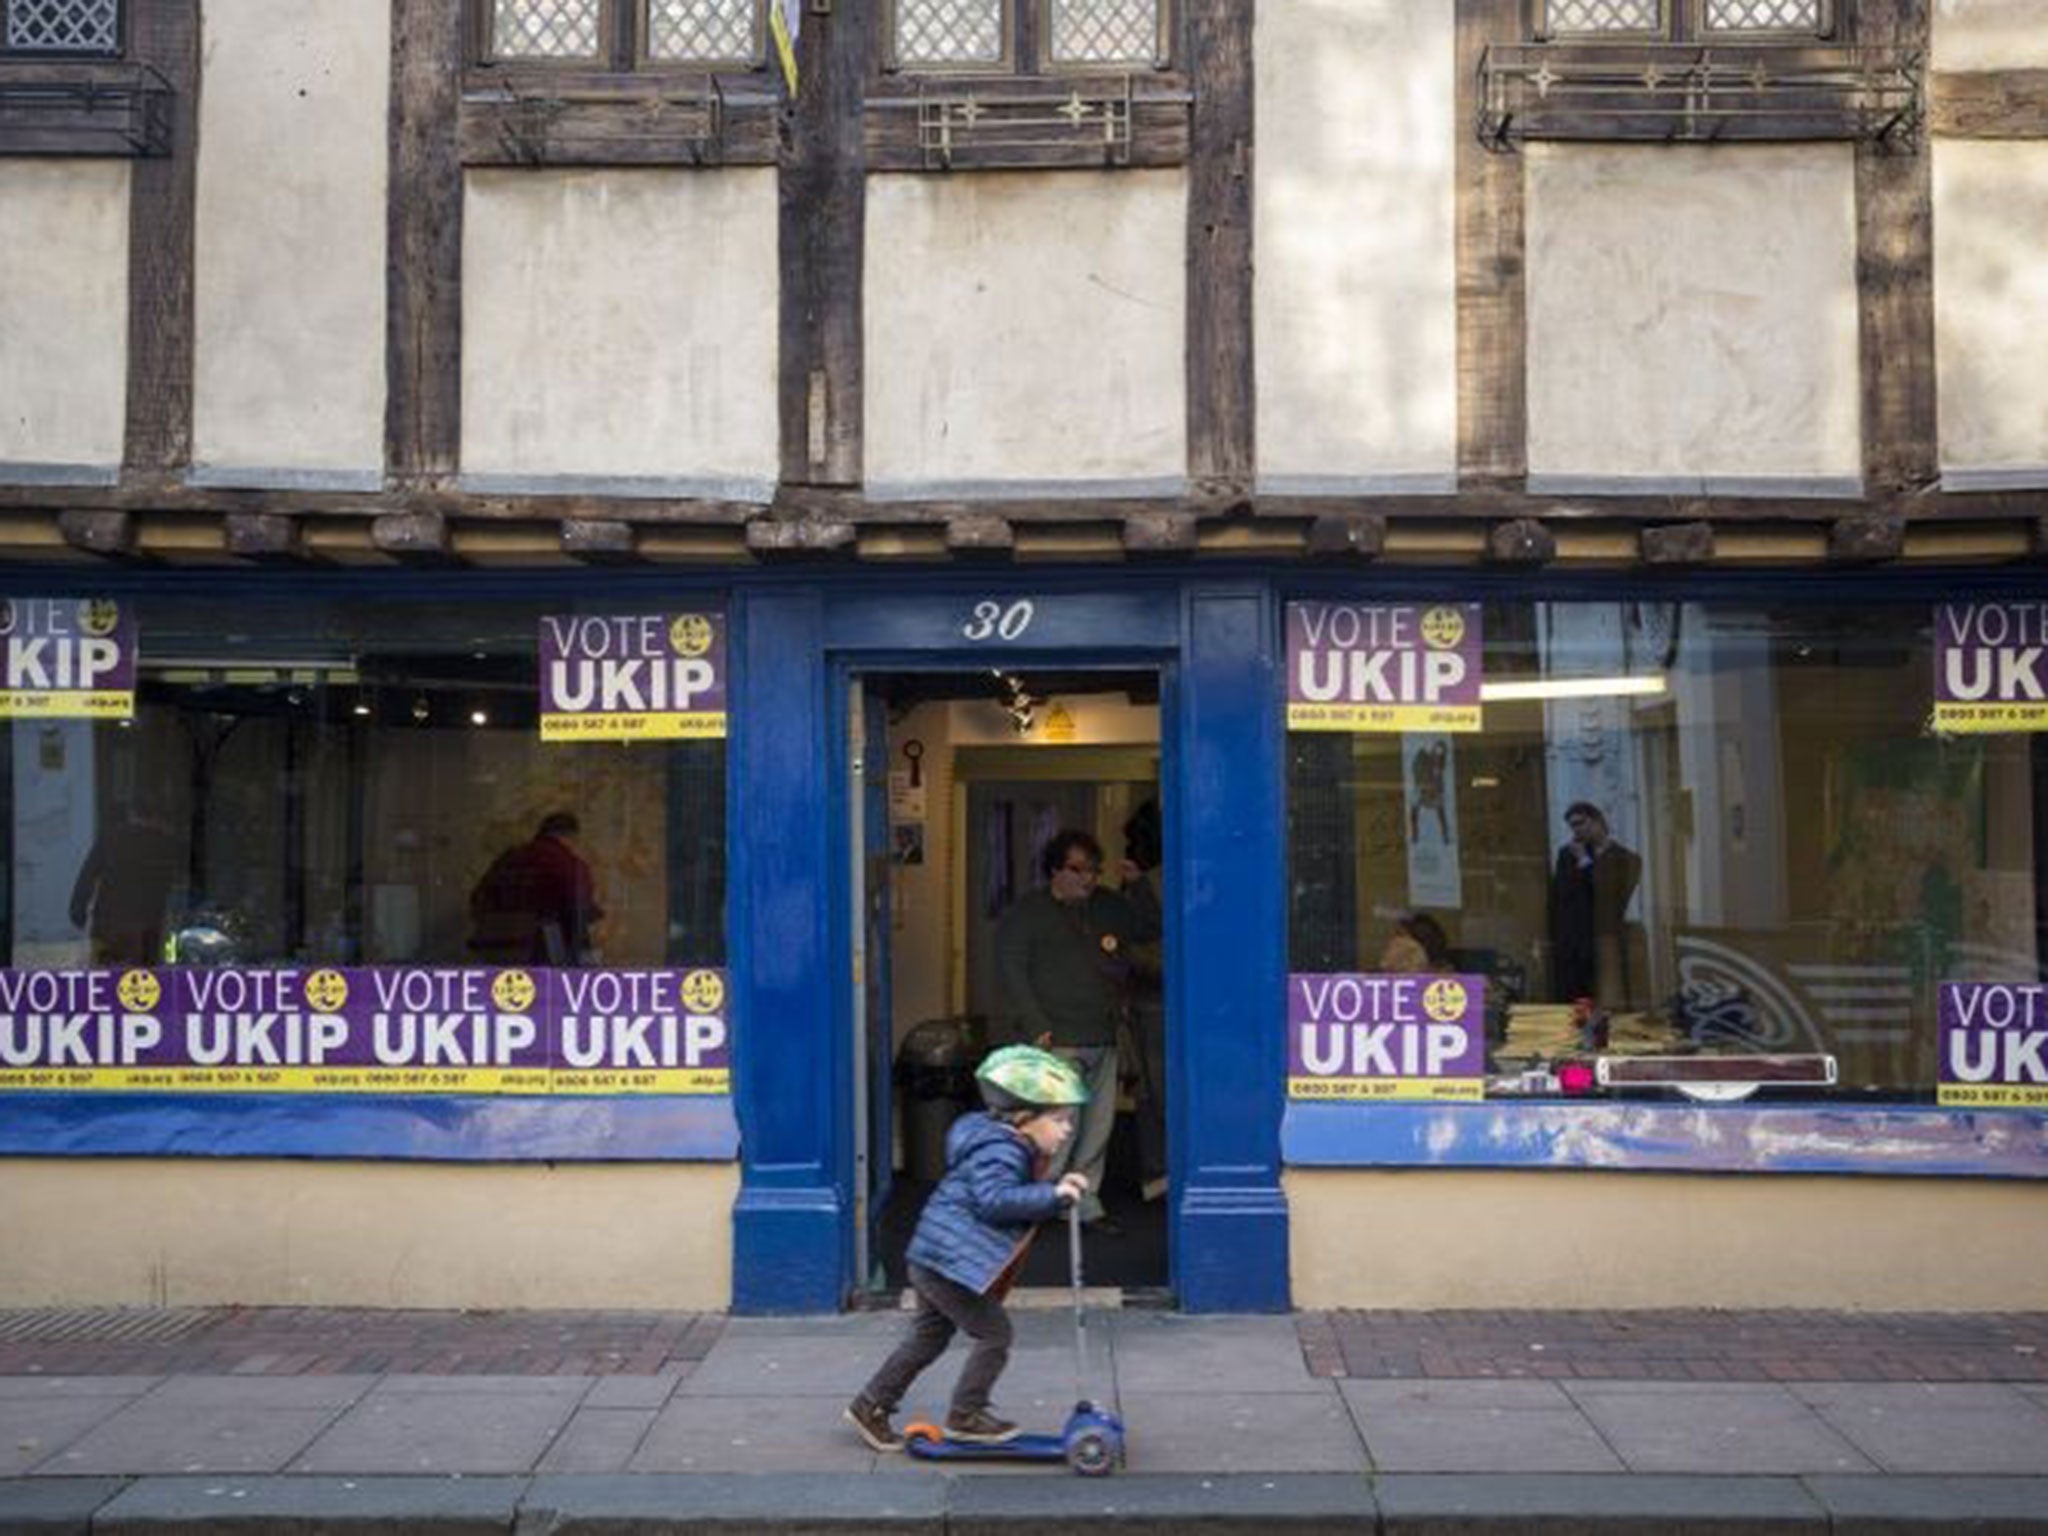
xmin=371 ymin=510 xmax=451 ymax=558
xmin=1186 ymin=0 xmax=1253 ymax=500
xmin=944 ymin=514 xmax=1015 ymax=554
xmin=1855 ymin=0 xmax=1938 ymax=501
xmin=388 ymin=0 xmax=466 ymax=487
xmin=1640 ymin=521 xmax=1715 ymax=565
xmin=779 ymin=2 xmax=864 ymax=489
xmin=459 ymin=94 xmax=779 ymax=167
xmin=224 ymin=511 xmax=302 ymax=559
xmin=1488 ymin=517 xmax=1555 ymax=564
xmin=1455 ymin=0 xmax=1527 ymax=489
xmin=59 ymin=510 xmax=136 ymax=556
xmin=122 ymin=0 xmax=200 ymax=481
xmin=1123 ymin=510 xmax=1199 ymax=553
xmin=746 ymin=517 xmax=856 ymax=554
xmin=1931 ymin=70 xmax=2048 ymax=139
xmin=1306 ymin=513 xmax=1388 ymax=559
xmin=1829 ymin=513 xmax=1906 ymax=562
xmin=561 ymin=517 xmax=639 ymax=560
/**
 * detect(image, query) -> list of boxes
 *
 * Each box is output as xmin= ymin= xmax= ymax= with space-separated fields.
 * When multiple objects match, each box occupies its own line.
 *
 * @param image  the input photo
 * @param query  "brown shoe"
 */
xmin=945 ymin=1407 xmax=1019 ymax=1444
xmin=845 ymin=1396 xmax=903 ymax=1452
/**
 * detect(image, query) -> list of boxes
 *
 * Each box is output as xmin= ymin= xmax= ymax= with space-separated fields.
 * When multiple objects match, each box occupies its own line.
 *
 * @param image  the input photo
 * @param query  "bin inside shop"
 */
xmin=896 ymin=1015 xmax=987 ymax=1183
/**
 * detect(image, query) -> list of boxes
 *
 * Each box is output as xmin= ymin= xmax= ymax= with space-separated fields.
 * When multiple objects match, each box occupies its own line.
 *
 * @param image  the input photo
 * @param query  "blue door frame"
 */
xmin=727 ymin=578 xmax=1290 ymax=1312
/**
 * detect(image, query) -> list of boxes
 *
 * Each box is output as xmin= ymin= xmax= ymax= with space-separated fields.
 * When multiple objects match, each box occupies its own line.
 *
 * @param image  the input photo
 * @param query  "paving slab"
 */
xmin=0 ymin=1376 xmax=163 ymax=1399
xmin=522 ymin=1471 xmax=946 ymax=1531
xmin=1790 ymin=1384 xmax=2048 ymax=1475
xmin=0 ymin=1394 xmax=137 ymax=1475
xmin=534 ymin=1408 xmax=660 ymax=1474
xmin=293 ymin=1382 xmax=587 ymax=1474
xmin=1340 ymin=1380 xmax=1623 ymax=1474
xmin=36 ymin=1396 xmax=347 ymax=1475
xmin=0 ymin=1477 xmax=126 ymax=1535
xmin=1116 ymin=1389 xmax=1369 ymax=1473
xmin=1111 ymin=1315 xmax=1325 ymax=1395
xmin=1805 ymin=1474 xmax=2048 ymax=1534
xmin=91 ymin=1473 xmax=522 ymax=1535
xmin=1564 ymin=1382 xmax=1877 ymax=1475
xmin=142 ymin=1375 xmax=378 ymax=1410
xmin=947 ymin=1471 xmax=1379 ymax=1534
xmin=680 ymin=1335 xmax=891 ymax=1398
xmin=580 ymin=1373 xmax=685 ymax=1412
xmin=1375 ymin=1472 xmax=1826 ymax=1532
xmin=628 ymin=1392 xmax=878 ymax=1473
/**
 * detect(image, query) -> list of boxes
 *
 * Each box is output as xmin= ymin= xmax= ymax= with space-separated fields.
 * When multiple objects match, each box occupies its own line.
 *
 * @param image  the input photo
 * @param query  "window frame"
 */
xmin=469 ymin=0 xmax=771 ymax=76
xmin=0 ymin=0 xmax=127 ymax=60
xmin=881 ymin=0 xmax=1177 ymax=80
xmin=1531 ymin=0 xmax=1840 ymax=45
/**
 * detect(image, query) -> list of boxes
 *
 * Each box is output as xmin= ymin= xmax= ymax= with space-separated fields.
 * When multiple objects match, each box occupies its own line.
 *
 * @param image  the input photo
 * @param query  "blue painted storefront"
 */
xmin=6 ymin=562 xmax=2048 ymax=1314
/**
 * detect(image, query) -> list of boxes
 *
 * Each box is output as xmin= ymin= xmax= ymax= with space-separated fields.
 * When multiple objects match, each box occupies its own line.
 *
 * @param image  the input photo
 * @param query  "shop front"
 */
xmin=2 ymin=564 xmax=2045 ymax=1313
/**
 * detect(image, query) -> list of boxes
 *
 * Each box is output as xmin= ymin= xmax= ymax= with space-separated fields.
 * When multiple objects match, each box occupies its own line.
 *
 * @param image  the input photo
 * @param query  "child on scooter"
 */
xmin=845 ymin=1044 xmax=1090 ymax=1450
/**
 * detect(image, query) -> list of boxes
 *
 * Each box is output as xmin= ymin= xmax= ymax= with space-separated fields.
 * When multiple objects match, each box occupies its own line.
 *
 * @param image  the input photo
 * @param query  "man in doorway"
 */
xmin=994 ymin=828 xmax=1160 ymax=1234
xmin=468 ymin=811 xmax=603 ymax=965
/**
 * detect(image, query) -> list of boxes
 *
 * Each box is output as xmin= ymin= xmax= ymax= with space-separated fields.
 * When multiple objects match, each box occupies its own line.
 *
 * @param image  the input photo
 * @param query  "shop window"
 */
xmin=1284 ymin=600 xmax=2045 ymax=1106
xmin=2 ymin=0 xmax=122 ymax=56
xmin=478 ymin=0 xmax=766 ymax=68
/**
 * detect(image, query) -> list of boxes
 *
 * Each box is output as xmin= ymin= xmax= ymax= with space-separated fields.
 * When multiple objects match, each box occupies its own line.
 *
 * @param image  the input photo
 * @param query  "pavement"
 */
xmin=0 ymin=1304 xmax=2045 ymax=1532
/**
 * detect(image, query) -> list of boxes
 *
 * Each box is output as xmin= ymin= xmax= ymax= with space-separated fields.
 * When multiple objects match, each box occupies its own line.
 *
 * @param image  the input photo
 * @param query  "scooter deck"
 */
xmin=901 ymin=1426 xmax=1068 ymax=1460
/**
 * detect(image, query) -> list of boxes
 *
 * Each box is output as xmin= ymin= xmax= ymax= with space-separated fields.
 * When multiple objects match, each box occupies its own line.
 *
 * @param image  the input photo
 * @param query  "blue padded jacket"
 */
xmin=905 ymin=1111 xmax=1063 ymax=1295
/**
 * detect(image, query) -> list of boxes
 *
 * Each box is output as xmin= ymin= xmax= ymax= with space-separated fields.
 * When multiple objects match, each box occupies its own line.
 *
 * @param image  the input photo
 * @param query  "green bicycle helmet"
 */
xmin=975 ymin=1044 xmax=1089 ymax=1112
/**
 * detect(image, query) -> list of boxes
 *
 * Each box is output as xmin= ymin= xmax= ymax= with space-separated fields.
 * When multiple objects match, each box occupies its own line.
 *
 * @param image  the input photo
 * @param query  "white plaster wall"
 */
xmin=865 ymin=172 xmax=1187 ymax=497
xmin=1933 ymin=0 xmax=2048 ymax=72
xmin=1526 ymin=145 xmax=1862 ymax=492
xmin=0 ymin=162 xmax=130 ymax=477
xmin=193 ymin=0 xmax=389 ymax=486
xmin=462 ymin=169 xmax=780 ymax=498
xmin=1254 ymin=0 xmax=1456 ymax=493
xmin=1933 ymin=141 xmax=2048 ymax=484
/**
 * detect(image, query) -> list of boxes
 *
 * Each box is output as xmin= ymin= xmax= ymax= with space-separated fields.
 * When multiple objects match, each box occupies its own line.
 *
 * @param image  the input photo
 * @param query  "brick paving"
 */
xmin=1303 ymin=1310 xmax=2048 ymax=1383
xmin=0 ymin=1308 xmax=725 ymax=1378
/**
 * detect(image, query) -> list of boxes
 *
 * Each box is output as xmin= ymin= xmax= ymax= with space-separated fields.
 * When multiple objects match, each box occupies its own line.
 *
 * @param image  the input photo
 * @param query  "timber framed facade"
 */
xmin=3 ymin=0 xmax=2048 ymax=1316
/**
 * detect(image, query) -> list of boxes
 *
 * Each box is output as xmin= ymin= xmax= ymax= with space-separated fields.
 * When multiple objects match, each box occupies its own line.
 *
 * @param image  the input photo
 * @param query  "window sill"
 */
xmin=459 ymin=67 xmax=779 ymax=168
xmin=0 ymin=59 xmax=170 ymax=157
xmin=1282 ymin=1098 xmax=2048 ymax=1180
xmin=864 ymin=73 xmax=1190 ymax=172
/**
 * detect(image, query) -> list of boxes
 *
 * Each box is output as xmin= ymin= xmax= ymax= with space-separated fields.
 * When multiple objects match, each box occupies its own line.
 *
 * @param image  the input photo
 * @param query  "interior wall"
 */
xmin=0 ymin=161 xmax=129 ymax=476
xmin=193 ymin=0 xmax=389 ymax=482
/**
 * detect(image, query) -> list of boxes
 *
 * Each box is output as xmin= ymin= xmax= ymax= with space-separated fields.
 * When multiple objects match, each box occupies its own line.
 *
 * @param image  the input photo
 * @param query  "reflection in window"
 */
xmin=1285 ymin=602 xmax=2046 ymax=1102
xmin=11 ymin=599 xmax=725 ymax=973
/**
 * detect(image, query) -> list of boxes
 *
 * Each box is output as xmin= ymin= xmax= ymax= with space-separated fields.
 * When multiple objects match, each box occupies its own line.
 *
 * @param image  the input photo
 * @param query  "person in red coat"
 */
xmin=468 ymin=811 xmax=603 ymax=965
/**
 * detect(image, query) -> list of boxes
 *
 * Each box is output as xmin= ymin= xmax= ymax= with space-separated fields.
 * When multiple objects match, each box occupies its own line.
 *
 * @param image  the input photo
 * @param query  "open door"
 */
xmin=850 ymin=679 xmax=894 ymax=1292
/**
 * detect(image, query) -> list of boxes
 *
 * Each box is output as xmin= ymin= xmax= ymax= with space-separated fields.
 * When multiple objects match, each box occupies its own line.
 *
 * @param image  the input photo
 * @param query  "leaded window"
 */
xmin=884 ymin=0 xmax=1171 ymax=74
xmin=2 ymin=0 xmax=122 ymax=56
xmin=1537 ymin=0 xmax=1834 ymax=38
xmin=477 ymin=0 xmax=768 ymax=69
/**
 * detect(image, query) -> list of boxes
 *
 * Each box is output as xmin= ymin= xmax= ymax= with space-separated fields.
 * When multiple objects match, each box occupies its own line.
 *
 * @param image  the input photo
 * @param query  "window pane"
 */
xmin=647 ymin=0 xmax=761 ymax=63
xmin=1704 ymin=0 xmax=1823 ymax=31
xmin=1543 ymin=0 xmax=1662 ymax=34
xmin=5 ymin=0 xmax=120 ymax=53
xmin=1046 ymin=0 xmax=1159 ymax=67
xmin=1284 ymin=601 xmax=2046 ymax=1105
xmin=892 ymin=0 xmax=1005 ymax=68
xmin=492 ymin=0 xmax=603 ymax=60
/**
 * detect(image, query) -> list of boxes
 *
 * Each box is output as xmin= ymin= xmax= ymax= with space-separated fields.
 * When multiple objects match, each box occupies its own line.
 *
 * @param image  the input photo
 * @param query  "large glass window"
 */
xmin=6 ymin=596 xmax=725 ymax=975
xmin=1286 ymin=599 xmax=2045 ymax=1104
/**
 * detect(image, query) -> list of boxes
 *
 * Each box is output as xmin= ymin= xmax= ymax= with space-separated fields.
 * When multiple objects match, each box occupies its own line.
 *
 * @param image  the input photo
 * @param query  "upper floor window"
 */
xmin=884 ymin=0 xmax=1172 ymax=75
xmin=1536 ymin=0 xmax=1835 ymax=41
xmin=477 ymin=0 xmax=766 ymax=70
xmin=2 ymin=0 xmax=123 ymax=56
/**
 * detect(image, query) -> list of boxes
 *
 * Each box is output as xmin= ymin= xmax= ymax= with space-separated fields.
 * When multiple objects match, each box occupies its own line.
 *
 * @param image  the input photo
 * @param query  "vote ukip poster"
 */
xmin=539 ymin=611 xmax=727 ymax=742
xmin=1286 ymin=601 xmax=1483 ymax=733
xmin=1286 ymin=971 xmax=1487 ymax=1102
xmin=1933 ymin=602 xmax=2048 ymax=734
xmin=0 ymin=597 xmax=136 ymax=720
xmin=0 ymin=965 xmax=730 ymax=1097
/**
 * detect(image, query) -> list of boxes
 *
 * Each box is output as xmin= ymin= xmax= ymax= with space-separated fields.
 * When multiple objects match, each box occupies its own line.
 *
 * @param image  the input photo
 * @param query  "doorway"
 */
xmin=849 ymin=667 xmax=1171 ymax=1300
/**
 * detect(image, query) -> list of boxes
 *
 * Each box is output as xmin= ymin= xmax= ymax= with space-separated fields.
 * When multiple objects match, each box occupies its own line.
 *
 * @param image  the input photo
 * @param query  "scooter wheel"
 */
xmin=901 ymin=1422 xmax=943 ymax=1452
xmin=1066 ymin=1429 xmax=1117 ymax=1476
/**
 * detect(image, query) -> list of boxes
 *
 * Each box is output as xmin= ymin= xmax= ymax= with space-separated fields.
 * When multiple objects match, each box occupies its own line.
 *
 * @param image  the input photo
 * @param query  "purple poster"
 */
xmin=1286 ymin=602 xmax=1482 ymax=733
xmin=1938 ymin=982 xmax=2048 ymax=1108
xmin=539 ymin=611 xmax=727 ymax=742
xmin=1287 ymin=971 xmax=1486 ymax=1101
xmin=0 ymin=597 xmax=136 ymax=719
xmin=1934 ymin=603 xmax=2048 ymax=734
xmin=0 ymin=965 xmax=727 ymax=1097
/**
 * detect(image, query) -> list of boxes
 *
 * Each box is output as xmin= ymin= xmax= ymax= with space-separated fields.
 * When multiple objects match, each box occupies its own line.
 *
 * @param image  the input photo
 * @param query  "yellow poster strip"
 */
xmin=1287 ymin=1076 xmax=1485 ymax=1102
xmin=1286 ymin=703 xmax=1482 ymax=734
xmin=1938 ymin=1083 xmax=2048 ymax=1108
xmin=1932 ymin=702 xmax=2048 ymax=735
xmin=0 ymin=1066 xmax=553 ymax=1094
xmin=0 ymin=690 xmax=133 ymax=719
xmin=539 ymin=711 xmax=727 ymax=742
xmin=551 ymin=1068 xmax=730 ymax=1095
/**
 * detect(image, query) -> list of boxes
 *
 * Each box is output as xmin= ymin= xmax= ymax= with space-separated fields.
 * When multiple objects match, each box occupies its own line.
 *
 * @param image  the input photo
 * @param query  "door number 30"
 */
xmin=961 ymin=599 xmax=1035 ymax=641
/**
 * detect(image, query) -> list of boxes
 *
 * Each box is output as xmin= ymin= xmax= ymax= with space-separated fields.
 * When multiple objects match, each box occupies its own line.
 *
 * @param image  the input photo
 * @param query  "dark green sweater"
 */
xmin=994 ymin=883 xmax=1161 ymax=1048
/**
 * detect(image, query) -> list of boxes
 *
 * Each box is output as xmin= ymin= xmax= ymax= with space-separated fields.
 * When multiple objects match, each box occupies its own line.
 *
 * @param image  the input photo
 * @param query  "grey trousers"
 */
xmin=860 ymin=1263 xmax=1014 ymax=1417
xmin=1046 ymin=1044 xmax=1117 ymax=1222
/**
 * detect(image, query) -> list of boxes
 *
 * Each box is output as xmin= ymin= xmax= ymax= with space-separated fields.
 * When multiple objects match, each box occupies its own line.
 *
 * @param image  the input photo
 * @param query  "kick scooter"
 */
xmin=901 ymin=1202 xmax=1126 ymax=1475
